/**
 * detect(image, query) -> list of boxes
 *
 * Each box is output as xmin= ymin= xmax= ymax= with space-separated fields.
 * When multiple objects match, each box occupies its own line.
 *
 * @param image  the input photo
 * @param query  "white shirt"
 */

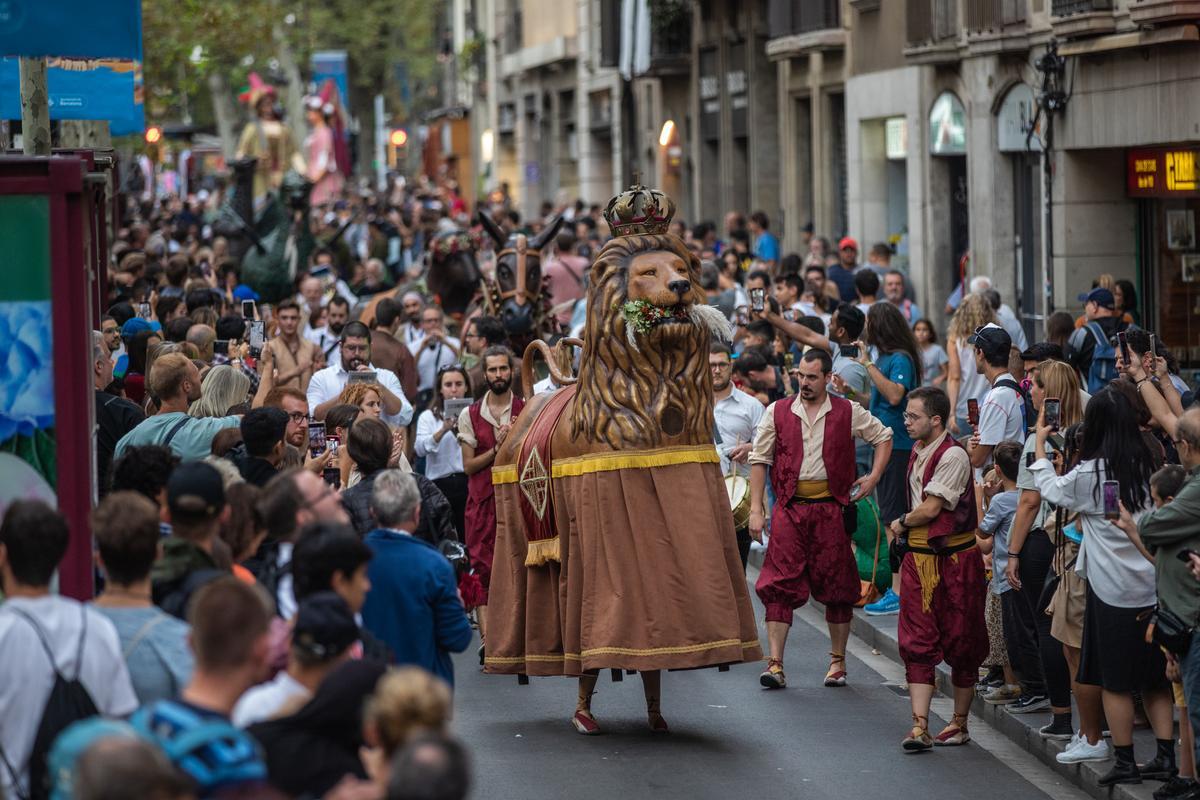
xmin=0 ymin=597 xmax=139 ymax=798
xmin=232 ymin=670 xmax=311 ymax=728
xmin=714 ymin=388 xmax=765 ymax=478
xmin=977 ymin=372 xmax=1025 ymax=448
xmin=414 ymin=408 xmax=465 ymax=480
xmin=1030 ymin=457 xmax=1155 ymax=608
xmin=307 ymin=361 xmax=414 ymax=427
xmin=533 ymin=376 xmax=558 ymax=395
xmin=400 ymin=322 xmax=423 ymax=349
xmin=304 ymin=325 xmax=341 ymax=367
xmin=408 ymin=336 xmax=462 ymax=392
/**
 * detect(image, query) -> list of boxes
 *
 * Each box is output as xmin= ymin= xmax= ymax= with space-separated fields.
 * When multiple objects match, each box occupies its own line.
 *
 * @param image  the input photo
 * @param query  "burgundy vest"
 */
xmin=906 ymin=435 xmax=978 ymax=541
xmin=769 ymin=395 xmax=856 ymax=506
xmin=466 ymin=393 xmax=526 ymax=503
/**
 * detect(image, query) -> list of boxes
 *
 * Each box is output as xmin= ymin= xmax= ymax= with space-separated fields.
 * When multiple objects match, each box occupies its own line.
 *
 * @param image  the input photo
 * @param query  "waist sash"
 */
xmin=792 ymin=479 xmax=834 ymax=504
xmin=907 ymin=527 xmax=976 ymax=613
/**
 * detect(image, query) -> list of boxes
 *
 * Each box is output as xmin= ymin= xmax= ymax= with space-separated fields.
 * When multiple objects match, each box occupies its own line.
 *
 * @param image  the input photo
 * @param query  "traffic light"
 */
xmin=387 ymin=128 xmax=408 ymax=168
xmin=144 ymin=126 xmax=163 ymax=162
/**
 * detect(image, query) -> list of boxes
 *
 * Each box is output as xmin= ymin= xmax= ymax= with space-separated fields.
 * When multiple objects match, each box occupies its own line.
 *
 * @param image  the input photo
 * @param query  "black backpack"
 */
xmin=0 ymin=606 xmax=99 ymax=800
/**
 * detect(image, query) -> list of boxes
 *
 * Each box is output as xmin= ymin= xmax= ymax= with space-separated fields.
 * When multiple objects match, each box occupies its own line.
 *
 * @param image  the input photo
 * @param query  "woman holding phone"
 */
xmin=415 ymin=364 xmax=472 ymax=538
xmin=1028 ymin=388 xmax=1173 ymax=786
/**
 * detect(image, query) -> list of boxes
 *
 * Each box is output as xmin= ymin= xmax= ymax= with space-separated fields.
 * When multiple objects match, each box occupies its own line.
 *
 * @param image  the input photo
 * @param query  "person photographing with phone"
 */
xmin=1028 ymin=387 xmax=1174 ymax=787
xmin=748 ymin=349 xmax=892 ymax=691
xmin=307 ymin=321 xmax=413 ymax=427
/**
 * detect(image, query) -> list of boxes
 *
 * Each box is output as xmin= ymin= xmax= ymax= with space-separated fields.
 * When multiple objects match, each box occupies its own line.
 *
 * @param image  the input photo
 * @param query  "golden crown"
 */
xmin=603 ymin=182 xmax=676 ymax=237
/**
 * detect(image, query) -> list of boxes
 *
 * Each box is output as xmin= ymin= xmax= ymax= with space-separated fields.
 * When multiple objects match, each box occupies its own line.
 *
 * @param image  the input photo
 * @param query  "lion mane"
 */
xmin=570 ymin=234 xmax=716 ymax=450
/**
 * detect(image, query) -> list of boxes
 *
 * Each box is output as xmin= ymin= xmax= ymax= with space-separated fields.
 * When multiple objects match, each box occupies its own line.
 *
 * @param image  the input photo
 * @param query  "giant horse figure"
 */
xmin=483 ymin=184 xmax=761 ymax=735
xmin=477 ymin=211 xmax=565 ymax=353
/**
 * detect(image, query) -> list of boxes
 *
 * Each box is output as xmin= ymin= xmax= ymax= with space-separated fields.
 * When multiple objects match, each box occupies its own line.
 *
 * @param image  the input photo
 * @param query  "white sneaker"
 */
xmin=1056 ymin=735 xmax=1109 ymax=764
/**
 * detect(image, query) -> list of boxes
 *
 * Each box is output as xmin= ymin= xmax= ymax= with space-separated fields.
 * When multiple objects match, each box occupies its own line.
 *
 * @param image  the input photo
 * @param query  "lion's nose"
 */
xmin=668 ymin=279 xmax=691 ymax=297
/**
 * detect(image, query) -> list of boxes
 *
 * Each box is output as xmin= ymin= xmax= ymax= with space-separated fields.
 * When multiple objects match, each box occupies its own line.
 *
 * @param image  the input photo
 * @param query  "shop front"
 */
xmin=1128 ymin=145 xmax=1200 ymax=377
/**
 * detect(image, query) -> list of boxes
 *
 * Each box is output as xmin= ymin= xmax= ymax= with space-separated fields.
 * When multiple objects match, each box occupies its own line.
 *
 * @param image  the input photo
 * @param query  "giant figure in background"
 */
xmin=484 ymin=184 xmax=762 ymax=735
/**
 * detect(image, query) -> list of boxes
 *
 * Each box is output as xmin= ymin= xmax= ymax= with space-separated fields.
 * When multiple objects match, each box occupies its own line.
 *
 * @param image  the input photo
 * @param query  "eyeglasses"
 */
xmin=902 ymin=412 xmax=928 ymax=422
xmin=286 ymin=411 xmax=307 ymax=423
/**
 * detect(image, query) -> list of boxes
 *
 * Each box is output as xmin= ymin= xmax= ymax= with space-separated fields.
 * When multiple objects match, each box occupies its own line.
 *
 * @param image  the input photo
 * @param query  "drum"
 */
xmin=725 ymin=474 xmax=751 ymax=530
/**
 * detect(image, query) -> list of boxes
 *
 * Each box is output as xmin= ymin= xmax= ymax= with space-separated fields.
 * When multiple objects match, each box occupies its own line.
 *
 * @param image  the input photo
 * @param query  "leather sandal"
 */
xmin=572 ymin=710 xmax=601 ymax=735
xmin=935 ymin=713 xmax=970 ymax=747
xmin=824 ymin=652 xmax=847 ymax=687
xmin=647 ymin=712 xmax=670 ymax=734
xmin=902 ymin=714 xmax=933 ymax=753
xmin=760 ymin=658 xmax=786 ymax=689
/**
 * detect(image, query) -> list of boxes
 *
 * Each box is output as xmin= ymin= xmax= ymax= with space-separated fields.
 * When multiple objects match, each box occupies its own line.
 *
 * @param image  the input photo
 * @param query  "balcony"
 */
xmin=765 ymin=0 xmax=845 ymax=59
xmin=1050 ymin=0 xmax=1116 ymax=36
xmin=647 ymin=6 xmax=692 ymax=75
xmin=905 ymin=0 xmax=962 ymax=63
xmin=1129 ymin=0 xmax=1200 ymax=26
xmin=964 ymin=0 xmax=1029 ymax=52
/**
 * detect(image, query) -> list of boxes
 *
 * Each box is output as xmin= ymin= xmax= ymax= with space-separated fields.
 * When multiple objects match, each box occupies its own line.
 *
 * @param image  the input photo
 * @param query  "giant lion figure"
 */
xmin=484 ymin=184 xmax=762 ymax=736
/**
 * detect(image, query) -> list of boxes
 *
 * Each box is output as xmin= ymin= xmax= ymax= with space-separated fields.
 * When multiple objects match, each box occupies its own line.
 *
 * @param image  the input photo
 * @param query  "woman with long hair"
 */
xmin=1001 ymin=361 xmax=1097 ymax=746
xmin=339 ymin=381 xmax=406 ymax=469
xmin=1045 ymin=311 xmax=1077 ymax=352
xmin=1112 ymin=279 xmax=1138 ymax=326
xmin=946 ymin=293 xmax=997 ymax=435
xmin=854 ymin=302 xmax=922 ymax=523
xmin=1030 ymin=388 xmax=1173 ymax=785
xmin=414 ymin=365 xmax=471 ymax=539
xmin=325 ymin=403 xmax=362 ymax=489
xmin=188 ymin=364 xmax=252 ymax=418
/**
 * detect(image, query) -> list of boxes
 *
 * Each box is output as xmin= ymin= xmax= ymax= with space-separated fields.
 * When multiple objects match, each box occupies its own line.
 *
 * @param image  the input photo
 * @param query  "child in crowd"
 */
xmin=914 ymin=319 xmax=948 ymax=388
xmin=976 ymin=442 xmax=1022 ymax=705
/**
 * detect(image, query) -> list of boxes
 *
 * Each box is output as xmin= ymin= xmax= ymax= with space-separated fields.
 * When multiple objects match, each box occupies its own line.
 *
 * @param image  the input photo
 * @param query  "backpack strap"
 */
xmin=122 ymin=612 xmax=168 ymax=661
xmin=5 ymin=606 xmax=62 ymax=678
xmin=161 ymin=415 xmax=193 ymax=449
xmin=74 ymin=604 xmax=88 ymax=682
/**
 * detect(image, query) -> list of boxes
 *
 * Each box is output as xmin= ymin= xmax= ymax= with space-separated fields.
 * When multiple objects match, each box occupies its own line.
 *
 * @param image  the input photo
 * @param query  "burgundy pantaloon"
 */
xmin=756 ymin=500 xmax=859 ymax=625
xmin=897 ymin=547 xmax=988 ymax=688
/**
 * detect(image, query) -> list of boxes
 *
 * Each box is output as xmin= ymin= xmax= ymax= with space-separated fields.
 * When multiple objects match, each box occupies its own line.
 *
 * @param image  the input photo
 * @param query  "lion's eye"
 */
xmin=643 ymin=270 xmax=656 ymax=277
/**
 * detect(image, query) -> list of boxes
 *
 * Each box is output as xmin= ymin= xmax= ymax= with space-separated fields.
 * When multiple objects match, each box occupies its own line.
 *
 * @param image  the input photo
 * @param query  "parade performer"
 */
xmin=458 ymin=346 xmax=525 ymax=647
xmin=304 ymin=96 xmax=344 ymax=208
xmin=750 ymin=349 xmax=893 ymax=689
xmin=236 ymin=73 xmax=296 ymax=203
xmin=890 ymin=386 xmax=986 ymax=752
xmin=484 ymin=184 xmax=761 ymax=735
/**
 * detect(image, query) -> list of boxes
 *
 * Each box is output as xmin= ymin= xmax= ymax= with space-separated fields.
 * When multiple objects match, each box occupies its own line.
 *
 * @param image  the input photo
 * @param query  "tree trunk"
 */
xmin=208 ymin=71 xmax=239 ymax=160
xmin=19 ymin=57 xmax=51 ymax=156
xmin=273 ymin=21 xmax=307 ymax=158
xmin=58 ymin=121 xmax=112 ymax=150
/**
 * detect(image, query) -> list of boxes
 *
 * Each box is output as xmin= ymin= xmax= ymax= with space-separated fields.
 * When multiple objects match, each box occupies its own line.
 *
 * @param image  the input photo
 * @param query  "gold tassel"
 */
xmin=524 ymin=536 xmax=561 ymax=567
xmin=913 ymin=552 xmax=940 ymax=614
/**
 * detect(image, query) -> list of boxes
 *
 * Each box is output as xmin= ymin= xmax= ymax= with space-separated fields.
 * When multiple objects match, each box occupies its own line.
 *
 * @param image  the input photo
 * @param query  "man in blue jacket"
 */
xmin=362 ymin=470 xmax=473 ymax=686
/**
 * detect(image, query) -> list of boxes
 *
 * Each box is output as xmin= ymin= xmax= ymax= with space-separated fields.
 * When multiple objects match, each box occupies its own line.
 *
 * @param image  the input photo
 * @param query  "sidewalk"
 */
xmin=746 ymin=546 xmax=1167 ymax=800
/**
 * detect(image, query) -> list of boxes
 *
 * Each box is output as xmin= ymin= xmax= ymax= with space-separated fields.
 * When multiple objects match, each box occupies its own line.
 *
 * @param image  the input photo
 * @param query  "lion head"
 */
xmin=570 ymin=233 xmax=731 ymax=449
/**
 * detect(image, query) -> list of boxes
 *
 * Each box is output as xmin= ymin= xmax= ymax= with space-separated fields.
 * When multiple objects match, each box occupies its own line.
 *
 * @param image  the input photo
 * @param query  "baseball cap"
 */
xmin=120 ymin=317 xmax=153 ymax=339
xmin=838 ymin=237 xmax=858 ymax=252
xmin=48 ymin=719 xmax=143 ymax=800
xmin=1020 ymin=341 xmax=1065 ymax=363
xmin=292 ymin=592 xmax=359 ymax=660
xmin=1077 ymin=287 xmax=1115 ymax=309
xmin=967 ymin=322 xmax=1012 ymax=355
xmin=232 ymin=284 xmax=260 ymax=302
xmin=167 ymin=461 xmax=226 ymax=520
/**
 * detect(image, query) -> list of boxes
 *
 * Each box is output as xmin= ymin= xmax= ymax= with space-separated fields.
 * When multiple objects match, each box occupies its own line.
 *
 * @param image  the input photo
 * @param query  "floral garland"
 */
xmin=431 ymin=232 xmax=480 ymax=261
xmin=622 ymin=299 xmax=674 ymax=335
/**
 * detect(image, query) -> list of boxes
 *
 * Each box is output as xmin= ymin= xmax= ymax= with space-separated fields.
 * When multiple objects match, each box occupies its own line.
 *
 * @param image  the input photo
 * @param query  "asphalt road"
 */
xmin=452 ymin=573 xmax=1084 ymax=800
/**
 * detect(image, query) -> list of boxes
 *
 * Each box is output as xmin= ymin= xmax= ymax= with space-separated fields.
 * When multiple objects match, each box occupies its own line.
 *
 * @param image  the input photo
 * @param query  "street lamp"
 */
xmin=481 ymin=128 xmax=495 ymax=163
xmin=658 ymin=119 xmax=675 ymax=148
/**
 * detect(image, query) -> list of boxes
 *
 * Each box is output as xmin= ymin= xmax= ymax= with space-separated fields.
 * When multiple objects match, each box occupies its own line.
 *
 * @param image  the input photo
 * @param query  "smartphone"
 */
xmin=1177 ymin=548 xmax=1199 ymax=564
xmin=308 ymin=421 xmax=326 ymax=456
xmin=1043 ymin=397 xmax=1061 ymax=431
xmin=247 ymin=320 xmax=265 ymax=357
xmin=840 ymin=343 xmax=860 ymax=360
xmin=782 ymin=309 xmax=796 ymax=322
xmin=322 ymin=465 xmax=340 ymax=488
xmin=1117 ymin=331 xmax=1130 ymax=364
xmin=326 ymin=434 xmax=340 ymax=457
xmin=1102 ymin=480 xmax=1120 ymax=520
xmin=242 ymin=299 xmax=256 ymax=318
xmin=443 ymin=397 xmax=472 ymax=421
xmin=736 ymin=309 xmax=749 ymax=326
xmin=1026 ymin=451 xmax=1036 ymax=468
xmin=347 ymin=370 xmax=378 ymax=385
xmin=213 ymin=339 xmax=230 ymax=356
xmin=750 ymin=288 xmax=766 ymax=312
xmin=138 ymin=302 xmax=152 ymax=320
xmin=967 ymin=398 xmax=981 ymax=427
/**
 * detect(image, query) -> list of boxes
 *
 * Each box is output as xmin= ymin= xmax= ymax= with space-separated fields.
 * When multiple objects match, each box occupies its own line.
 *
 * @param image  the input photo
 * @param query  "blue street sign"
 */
xmin=0 ymin=0 xmax=142 ymax=60
xmin=0 ymin=57 xmax=144 ymax=135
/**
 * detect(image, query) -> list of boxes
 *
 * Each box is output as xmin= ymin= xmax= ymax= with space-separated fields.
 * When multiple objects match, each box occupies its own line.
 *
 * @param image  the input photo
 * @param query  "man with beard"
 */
xmin=268 ymin=299 xmax=321 ymax=392
xmin=307 ymin=322 xmax=413 ymax=427
xmin=399 ymin=291 xmax=426 ymax=349
xmin=891 ymin=386 xmax=984 ymax=751
xmin=263 ymin=386 xmax=334 ymax=473
xmin=409 ymin=305 xmax=461 ymax=410
xmin=115 ymin=353 xmax=241 ymax=462
xmin=712 ymin=342 xmax=764 ymax=568
xmin=305 ymin=295 xmax=350 ymax=368
xmin=457 ymin=346 xmax=525 ymax=650
xmin=749 ymin=349 xmax=892 ymax=690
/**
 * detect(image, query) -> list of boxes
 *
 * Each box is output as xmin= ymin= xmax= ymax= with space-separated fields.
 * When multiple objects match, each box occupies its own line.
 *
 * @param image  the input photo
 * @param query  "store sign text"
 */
xmin=1127 ymin=148 xmax=1200 ymax=198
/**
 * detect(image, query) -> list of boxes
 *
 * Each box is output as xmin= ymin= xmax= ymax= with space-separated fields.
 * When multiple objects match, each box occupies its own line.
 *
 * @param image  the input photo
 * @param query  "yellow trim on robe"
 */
xmin=483 ymin=638 xmax=761 ymax=666
xmin=492 ymin=444 xmax=719 ymax=485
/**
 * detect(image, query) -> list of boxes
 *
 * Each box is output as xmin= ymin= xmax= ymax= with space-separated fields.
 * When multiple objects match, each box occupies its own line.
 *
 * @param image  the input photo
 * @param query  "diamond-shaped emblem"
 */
xmin=519 ymin=447 xmax=550 ymax=519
